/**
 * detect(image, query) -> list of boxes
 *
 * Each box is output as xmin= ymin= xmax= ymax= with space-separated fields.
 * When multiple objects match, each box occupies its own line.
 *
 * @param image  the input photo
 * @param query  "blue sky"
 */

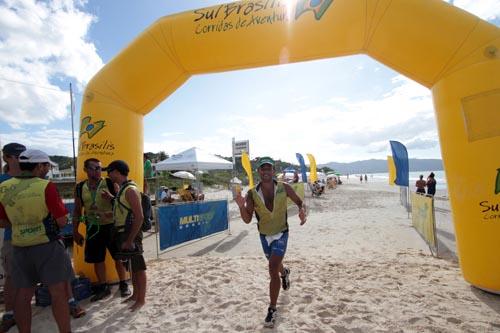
xmin=0 ymin=0 xmax=499 ymax=164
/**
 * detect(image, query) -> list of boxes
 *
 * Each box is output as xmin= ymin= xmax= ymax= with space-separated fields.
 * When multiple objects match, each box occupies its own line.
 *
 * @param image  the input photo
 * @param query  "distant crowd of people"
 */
xmin=0 ymin=142 xmax=148 ymax=333
xmin=415 ymin=172 xmax=437 ymax=196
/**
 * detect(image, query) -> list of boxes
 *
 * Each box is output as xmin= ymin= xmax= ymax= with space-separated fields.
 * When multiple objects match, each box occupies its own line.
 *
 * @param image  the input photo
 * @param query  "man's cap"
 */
xmin=19 ymin=149 xmax=52 ymax=164
xmin=257 ymin=156 xmax=274 ymax=168
xmin=103 ymin=160 xmax=129 ymax=175
xmin=2 ymin=142 xmax=26 ymax=156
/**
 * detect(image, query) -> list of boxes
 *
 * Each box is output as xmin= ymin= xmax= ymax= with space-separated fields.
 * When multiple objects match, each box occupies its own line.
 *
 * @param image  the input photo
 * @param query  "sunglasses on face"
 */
xmin=87 ymin=166 xmax=102 ymax=172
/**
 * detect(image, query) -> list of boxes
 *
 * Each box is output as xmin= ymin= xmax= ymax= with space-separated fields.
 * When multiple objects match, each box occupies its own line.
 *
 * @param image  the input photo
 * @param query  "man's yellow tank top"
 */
xmin=250 ymin=181 xmax=288 ymax=236
xmin=0 ymin=177 xmax=59 ymax=246
xmin=81 ymin=179 xmax=114 ymax=225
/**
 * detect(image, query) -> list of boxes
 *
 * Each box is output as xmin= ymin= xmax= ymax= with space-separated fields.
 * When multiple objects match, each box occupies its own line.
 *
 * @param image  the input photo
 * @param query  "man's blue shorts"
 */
xmin=259 ymin=231 xmax=289 ymax=259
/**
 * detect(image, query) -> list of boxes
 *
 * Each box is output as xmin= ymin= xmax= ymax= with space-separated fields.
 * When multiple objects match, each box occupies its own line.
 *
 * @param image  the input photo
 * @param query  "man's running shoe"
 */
xmin=90 ymin=284 xmax=111 ymax=302
xmin=119 ymin=281 xmax=131 ymax=297
xmin=264 ymin=307 xmax=277 ymax=328
xmin=281 ymin=267 xmax=290 ymax=291
xmin=69 ymin=302 xmax=86 ymax=319
xmin=0 ymin=314 xmax=15 ymax=332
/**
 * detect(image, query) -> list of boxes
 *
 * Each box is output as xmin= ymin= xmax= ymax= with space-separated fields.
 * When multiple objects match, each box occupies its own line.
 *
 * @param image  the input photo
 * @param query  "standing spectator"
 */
xmin=0 ymin=149 xmax=73 ymax=333
xmin=416 ymin=175 xmax=426 ymax=194
xmin=360 ymin=175 xmax=363 ymax=183
xmin=0 ymin=143 xmax=26 ymax=332
xmin=72 ymin=158 xmax=130 ymax=302
xmin=105 ymin=160 xmax=147 ymax=312
xmin=143 ymin=153 xmax=153 ymax=194
xmin=426 ymin=172 xmax=437 ymax=196
xmin=364 ymin=174 xmax=368 ymax=182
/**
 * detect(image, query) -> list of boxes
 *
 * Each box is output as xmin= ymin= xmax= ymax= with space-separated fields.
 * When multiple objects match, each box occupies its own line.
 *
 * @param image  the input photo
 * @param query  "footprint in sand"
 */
xmin=446 ymin=317 xmax=462 ymax=324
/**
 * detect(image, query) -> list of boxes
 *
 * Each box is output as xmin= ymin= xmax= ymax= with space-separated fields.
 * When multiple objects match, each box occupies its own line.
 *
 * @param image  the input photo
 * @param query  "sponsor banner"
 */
xmin=306 ymin=153 xmax=318 ymax=182
xmin=387 ymin=155 xmax=396 ymax=185
xmin=295 ymin=153 xmax=308 ymax=183
xmin=410 ymin=193 xmax=437 ymax=253
xmin=390 ymin=140 xmax=409 ymax=187
xmin=242 ymin=151 xmax=254 ymax=188
xmin=158 ymin=200 xmax=228 ymax=250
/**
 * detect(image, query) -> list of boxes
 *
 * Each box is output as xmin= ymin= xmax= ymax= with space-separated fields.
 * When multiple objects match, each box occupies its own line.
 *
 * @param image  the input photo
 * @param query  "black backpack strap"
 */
xmin=116 ymin=180 xmax=135 ymax=212
xmin=75 ymin=180 xmax=86 ymax=204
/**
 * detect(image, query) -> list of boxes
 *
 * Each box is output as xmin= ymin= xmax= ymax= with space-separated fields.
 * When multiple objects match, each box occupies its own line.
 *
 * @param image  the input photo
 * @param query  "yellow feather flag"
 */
xmin=387 ymin=155 xmax=396 ymax=185
xmin=241 ymin=151 xmax=254 ymax=189
xmin=306 ymin=153 xmax=318 ymax=182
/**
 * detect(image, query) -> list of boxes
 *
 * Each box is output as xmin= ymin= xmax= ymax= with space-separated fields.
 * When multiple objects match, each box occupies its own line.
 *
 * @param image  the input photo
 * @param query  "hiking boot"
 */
xmin=0 ymin=314 xmax=15 ymax=332
xmin=69 ymin=302 xmax=86 ymax=319
xmin=119 ymin=281 xmax=131 ymax=297
xmin=264 ymin=307 xmax=277 ymax=328
xmin=90 ymin=284 xmax=111 ymax=302
xmin=281 ymin=267 xmax=290 ymax=291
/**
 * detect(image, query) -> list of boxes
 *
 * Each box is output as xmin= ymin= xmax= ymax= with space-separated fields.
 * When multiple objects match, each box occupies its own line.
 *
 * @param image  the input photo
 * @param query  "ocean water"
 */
xmin=363 ymin=170 xmax=447 ymax=190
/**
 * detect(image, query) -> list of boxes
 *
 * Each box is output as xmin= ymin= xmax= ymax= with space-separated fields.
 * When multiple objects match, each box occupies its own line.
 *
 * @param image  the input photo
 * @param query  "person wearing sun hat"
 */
xmin=0 ymin=142 xmax=26 ymax=332
xmin=0 ymin=149 xmax=73 ymax=332
xmin=235 ymin=156 xmax=307 ymax=328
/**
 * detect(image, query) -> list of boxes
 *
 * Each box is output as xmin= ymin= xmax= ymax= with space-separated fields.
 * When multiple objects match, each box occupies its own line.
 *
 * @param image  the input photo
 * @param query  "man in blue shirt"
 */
xmin=0 ymin=142 xmax=26 ymax=332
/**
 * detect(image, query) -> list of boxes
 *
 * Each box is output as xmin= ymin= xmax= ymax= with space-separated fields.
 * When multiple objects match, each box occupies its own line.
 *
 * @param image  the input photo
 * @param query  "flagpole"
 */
xmin=69 ymin=83 xmax=77 ymax=182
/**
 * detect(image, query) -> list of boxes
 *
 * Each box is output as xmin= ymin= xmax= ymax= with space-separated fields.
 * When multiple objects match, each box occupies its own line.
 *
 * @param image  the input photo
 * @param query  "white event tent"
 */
xmin=155 ymin=147 xmax=233 ymax=171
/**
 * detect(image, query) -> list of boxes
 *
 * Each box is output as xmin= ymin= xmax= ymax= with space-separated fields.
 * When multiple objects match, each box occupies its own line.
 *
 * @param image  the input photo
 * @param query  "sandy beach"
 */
xmin=17 ymin=180 xmax=500 ymax=332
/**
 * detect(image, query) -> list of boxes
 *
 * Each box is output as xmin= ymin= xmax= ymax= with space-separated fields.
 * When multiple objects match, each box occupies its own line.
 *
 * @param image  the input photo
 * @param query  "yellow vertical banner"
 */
xmin=410 ymin=192 xmax=437 ymax=254
xmin=241 ymin=151 xmax=254 ymax=189
xmin=307 ymin=153 xmax=318 ymax=182
xmin=387 ymin=156 xmax=396 ymax=185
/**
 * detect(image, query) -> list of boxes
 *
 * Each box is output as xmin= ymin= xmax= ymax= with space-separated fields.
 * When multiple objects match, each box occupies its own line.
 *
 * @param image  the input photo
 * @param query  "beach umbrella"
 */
xmin=172 ymin=171 xmax=196 ymax=180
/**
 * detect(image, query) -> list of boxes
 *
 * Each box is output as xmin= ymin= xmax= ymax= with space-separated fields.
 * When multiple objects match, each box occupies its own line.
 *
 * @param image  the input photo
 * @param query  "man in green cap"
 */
xmin=235 ymin=156 xmax=307 ymax=328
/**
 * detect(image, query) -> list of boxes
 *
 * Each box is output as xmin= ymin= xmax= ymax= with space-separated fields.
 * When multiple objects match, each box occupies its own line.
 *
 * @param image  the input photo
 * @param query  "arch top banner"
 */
xmin=78 ymin=0 xmax=500 ymax=292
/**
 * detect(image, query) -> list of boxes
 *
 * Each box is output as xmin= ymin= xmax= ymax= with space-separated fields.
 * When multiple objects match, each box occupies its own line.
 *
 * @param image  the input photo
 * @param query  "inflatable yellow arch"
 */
xmin=77 ymin=0 xmax=500 ymax=292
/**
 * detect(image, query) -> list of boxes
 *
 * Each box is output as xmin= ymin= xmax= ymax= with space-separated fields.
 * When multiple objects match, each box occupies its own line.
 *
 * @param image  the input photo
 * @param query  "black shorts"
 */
xmin=110 ymin=228 xmax=146 ymax=273
xmin=85 ymin=223 xmax=115 ymax=263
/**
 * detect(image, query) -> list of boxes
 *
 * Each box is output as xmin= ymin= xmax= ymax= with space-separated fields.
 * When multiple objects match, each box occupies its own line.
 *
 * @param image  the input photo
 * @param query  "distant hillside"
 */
xmin=50 ymin=155 xmax=75 ymax=170
xmin=319 ymin=159 xmax=443 ymax=174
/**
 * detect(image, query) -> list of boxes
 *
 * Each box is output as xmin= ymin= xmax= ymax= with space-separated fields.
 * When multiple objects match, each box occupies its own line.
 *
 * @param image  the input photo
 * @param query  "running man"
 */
xmin=104 ymin=160 xmax=147 ymax=312
xmin=73 ymin=158 xmax=130 ymax=301
xmin=235 ymin=156 xmax=307 ymax=328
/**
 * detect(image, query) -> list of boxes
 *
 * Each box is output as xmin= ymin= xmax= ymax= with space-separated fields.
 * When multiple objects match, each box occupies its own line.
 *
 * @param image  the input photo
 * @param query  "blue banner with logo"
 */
xmin=295 ymin=153 xmax=308 ymax=183
xmin=158 ymin=200 xmax=228 ymax=250
xmin=390 ymin=140 xmax=409 ymax=187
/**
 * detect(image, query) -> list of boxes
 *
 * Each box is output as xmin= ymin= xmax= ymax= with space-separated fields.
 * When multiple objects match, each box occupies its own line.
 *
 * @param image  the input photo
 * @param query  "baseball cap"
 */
xmin=19 ymin=149 xmax=52 ymax=163
xmin=2 ymin=142 xmax=26 ymax=157
xmin=257 ymin=156 xmax=274 ymax=168
xmin=103 ymin=160 xmax=129 ymax=175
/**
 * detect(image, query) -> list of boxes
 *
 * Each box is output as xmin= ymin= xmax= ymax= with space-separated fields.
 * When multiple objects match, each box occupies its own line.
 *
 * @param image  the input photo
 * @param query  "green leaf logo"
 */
xmin=495 ymin=168 xmax=500 ymax=195
xmin=295 ymin=0 xmax=334 ymax=21
xmin=80 ymin=116 xmax=105 ymax=139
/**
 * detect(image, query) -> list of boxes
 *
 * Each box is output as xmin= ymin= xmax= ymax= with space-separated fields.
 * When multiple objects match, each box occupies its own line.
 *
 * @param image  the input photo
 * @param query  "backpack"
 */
xmin=75 ymin=178 xmax=116 ymax=204
xmin=116 ymin=181 xmax=153 ymax=232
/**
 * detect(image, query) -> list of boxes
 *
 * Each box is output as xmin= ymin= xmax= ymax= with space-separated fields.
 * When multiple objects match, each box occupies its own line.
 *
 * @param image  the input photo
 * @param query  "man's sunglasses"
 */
xmin=87 ymin=166 xmax=102 ymax=171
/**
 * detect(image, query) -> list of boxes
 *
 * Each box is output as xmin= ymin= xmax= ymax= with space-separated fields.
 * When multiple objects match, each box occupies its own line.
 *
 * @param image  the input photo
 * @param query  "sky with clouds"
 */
xmin=0 ymin=0 xmax=499 ymax=164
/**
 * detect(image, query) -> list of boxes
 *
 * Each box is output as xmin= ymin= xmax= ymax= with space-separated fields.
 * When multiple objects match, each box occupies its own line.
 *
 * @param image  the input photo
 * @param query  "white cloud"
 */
xmin=0 ymin=0 xmax=103 ymax=128
xmin=448 ymin=0 xmax=500 ymax=20
xmin=0 ymin=128 xmax=76 ymax=156
xmin=145 ymin=75 xmax=437 ymax=164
